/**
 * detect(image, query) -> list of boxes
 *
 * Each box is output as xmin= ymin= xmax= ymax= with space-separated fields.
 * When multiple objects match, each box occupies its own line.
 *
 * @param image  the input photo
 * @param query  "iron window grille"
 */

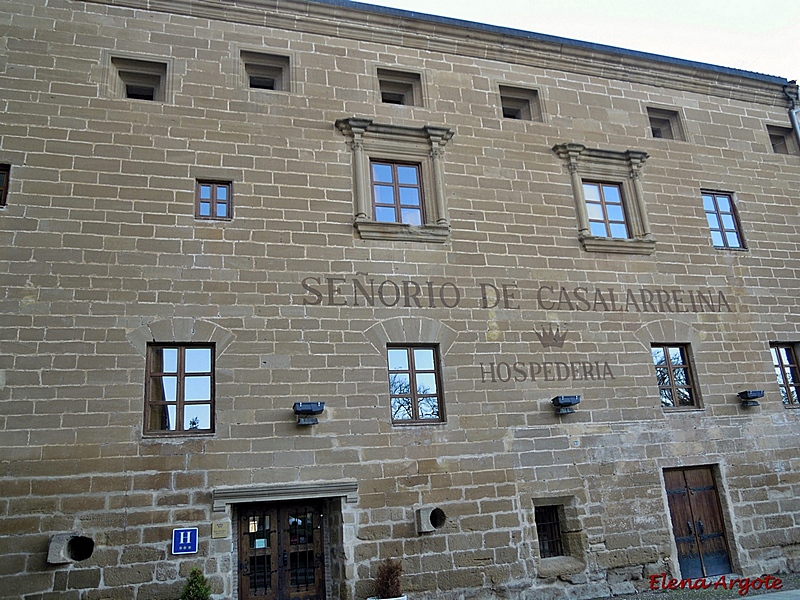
xmin=535 ymin=505 xmax=564 ymax=558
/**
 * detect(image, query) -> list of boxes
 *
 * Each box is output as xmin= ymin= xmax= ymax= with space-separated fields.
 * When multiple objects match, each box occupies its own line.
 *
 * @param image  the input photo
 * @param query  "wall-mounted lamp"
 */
xmin=293 ymin=402 xmax=325 ymax=426
xmin=737 ymin=390 xmax=763 ymax=407
xmin=551 ymin=395 xmax=580 ymax=415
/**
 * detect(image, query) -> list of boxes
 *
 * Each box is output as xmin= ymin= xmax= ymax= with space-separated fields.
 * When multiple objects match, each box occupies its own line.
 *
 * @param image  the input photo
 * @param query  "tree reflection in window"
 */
xmin=652 ymin=344 xmax=698 ymax=408
xmin=387 ymin=346 xmax=444 ymax=423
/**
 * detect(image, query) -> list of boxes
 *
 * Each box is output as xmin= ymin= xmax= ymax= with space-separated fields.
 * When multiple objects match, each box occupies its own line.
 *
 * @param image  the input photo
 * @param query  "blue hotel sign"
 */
xmin=172 ymin=528 xmax=198 ymax=555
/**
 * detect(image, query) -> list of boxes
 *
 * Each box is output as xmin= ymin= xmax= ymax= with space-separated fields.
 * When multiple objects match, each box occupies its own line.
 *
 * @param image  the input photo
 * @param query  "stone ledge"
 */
xmin=355 ymin=220 xmax=450 ymax=243
xmin=537 ymin=556 xmax=586 ymax=578
xmin=580 ymin=235 xmax=656 ymax=255
xmin=212 ymin=480 xmax=358 ymax=512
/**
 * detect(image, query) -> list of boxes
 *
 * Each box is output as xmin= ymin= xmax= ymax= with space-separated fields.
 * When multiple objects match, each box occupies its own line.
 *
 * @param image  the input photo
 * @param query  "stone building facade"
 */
xmin=1 ymin=0 xmax=799 ymax=599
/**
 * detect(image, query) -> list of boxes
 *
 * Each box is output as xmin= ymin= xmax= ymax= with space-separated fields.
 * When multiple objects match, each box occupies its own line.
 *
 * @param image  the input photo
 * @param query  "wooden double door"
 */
xmin=664 ymin=467 xmax=732 ymax=578
xmin=238 ymin=501 xmax=326 ymax=600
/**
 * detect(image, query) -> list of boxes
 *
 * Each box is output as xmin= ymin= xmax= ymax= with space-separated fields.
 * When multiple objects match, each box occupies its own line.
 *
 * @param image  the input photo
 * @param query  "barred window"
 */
xmin=535 ymin=505 xmax=564 ymax=558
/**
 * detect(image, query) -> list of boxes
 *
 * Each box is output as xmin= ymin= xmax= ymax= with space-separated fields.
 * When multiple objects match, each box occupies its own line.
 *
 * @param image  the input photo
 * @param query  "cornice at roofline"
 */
xmin=76 ymin=0 xmax=796 ymax=107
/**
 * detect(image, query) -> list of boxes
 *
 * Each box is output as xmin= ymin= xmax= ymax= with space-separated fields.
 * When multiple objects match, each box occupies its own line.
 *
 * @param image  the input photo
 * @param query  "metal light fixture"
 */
xmin=737 ymin=390 xmax=763 ymax=407
xmin=551 ymin=395 xmax=580 ymax=415
xmin=293 ymin=402 xmax=325 ymax=426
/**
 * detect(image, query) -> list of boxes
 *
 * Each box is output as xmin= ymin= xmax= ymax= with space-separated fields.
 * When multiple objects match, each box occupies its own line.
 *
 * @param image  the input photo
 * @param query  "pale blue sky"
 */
xmin=359 ymin=0 xmax=800 ymax=81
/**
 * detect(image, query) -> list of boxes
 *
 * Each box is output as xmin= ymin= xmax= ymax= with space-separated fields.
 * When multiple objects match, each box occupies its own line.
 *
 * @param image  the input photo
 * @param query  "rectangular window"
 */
xmin=145 ymin=344 xmax=214 ymax=435
xmin=647 ymin=107 xmax=685 ymax=141
xmin=583 ymin=182 xmax=629 ymax=239
xmin=499 ymin=85 xmax=542 ymax=121
xmin=534 ymin=506 xmax=564 ymax=558
xmin=702 ymin=192 xmax=744 ymax=249
xmin=387 ymin=345 xmax=444 ymax=424
xmin=652 ymin=344 xmax=699 ymax=408
xmin=377 ymin=68 xmax=422 ymax=106
xmin=111 ymin=57 xmax=167 ymax=101
xmin=553 ymin=143 xmax=654 ymax=255
xmin=766 ymin=125 xmax=798 ymax=155
xmin=371 ymin=161 xmax=424 ymax=226
xmin=242 ymin=51 xmax=290 ymax=91
xmin=196 ymin=181 xmax=232 ymax=220
xmin=770 ymin=344 xmax=800 ymax=407
xmin=0 ymin=164 xmax=10 ymax=206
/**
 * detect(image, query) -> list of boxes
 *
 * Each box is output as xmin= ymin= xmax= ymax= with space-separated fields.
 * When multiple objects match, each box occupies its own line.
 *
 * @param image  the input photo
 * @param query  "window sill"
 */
xmin=537 ymin=556 xmax=585 ymax=578
xmin=662 ymin=406 xmax=703 ymax=413
xmin=355 ymin=220 xmax=450 ymax=243
xmin=580 ymin=235 xmax=655 ymax=255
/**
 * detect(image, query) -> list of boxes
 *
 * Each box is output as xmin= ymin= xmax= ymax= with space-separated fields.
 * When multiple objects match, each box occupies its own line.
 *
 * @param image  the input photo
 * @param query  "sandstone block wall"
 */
xmin=1 ymin=1 xmax=799 ymax=599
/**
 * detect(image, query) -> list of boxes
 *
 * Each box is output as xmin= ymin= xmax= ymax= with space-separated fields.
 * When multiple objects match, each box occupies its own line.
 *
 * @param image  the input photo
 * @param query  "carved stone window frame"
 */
xmin=336 ymin=118 xmax=453 ymax=243
xmin=553 ymin=143 xmax=655 ymax=255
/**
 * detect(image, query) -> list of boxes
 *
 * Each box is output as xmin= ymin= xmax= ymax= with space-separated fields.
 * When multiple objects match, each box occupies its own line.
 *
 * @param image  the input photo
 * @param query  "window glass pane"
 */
xmin=184 ymin=404 xmax=211 ymax=430
xmin=399 ymin=187 xmax=420 ymax=206
xmin=602 ymin=185 xmax=621 ymax=203
xmin=161 ymin=348 xmax=178 ymax=372
xmin=200 ymin=185 xmax=211 ymax=199
xmin=702 ymin=195 xmax=715 ymax=211
xmin=149 ymin=404 xmax=177 ymax=430
xmin=418 ymin=396 xmax=440 ymax=419
xmin=676 ymin=388 xmax=694 ymax=406
xmin=413 ymin=348 xmax=435 ymax=370
xmin=589 ymin=222 xmax=607 ymax=237
xmin=416 ymin=373 xmax=437 ymax=394
xmin=660 ymin=389 xmax=674 ymax=407
xmin=185 ymin=375 xmax=211 ymax=401
xmin=391 ymin=397 xmax=413 ymax=420
xmin=217 ymin=186 xmax=227 ymax=200
xmin=216 ymin=203 xmax=228 ymax=218
xmin=786 ymin=367 xmax=799 ymax=384
xmin=716 ymin=195 xmax=731 ymax=211
xmin=388 ymin=348 xmax=409 ymax=370
xmin=582 ymin=183 xmax=600 ymax=201
xmin=151 ymin=376 xmax=177 ymax=402
xmin=705 ymin=213 xmax=720 ymax=229
xmin=721 ymin=214 xmax=735 ymax=229
xmin=372 ymin=163 xmax=393 ymax=183
xmin=186 ymin=347 xmax=211 ymax=372
xmin=400 ymin=208 xmax=422 ymax=225
xmin=710 ymin=231 xmax=724 ymax=247
xmin=396 ymin=166 xmax=418 ymax=185
xmin=389 ymin=373 xmax=410 ymax=394
xmin=725 ymin=232 xmax=740 ymax=248
xmin=668 ymin=347 xmax=685 ymax=365
xmin=199 ymin=202 xmax=211 ymax=216
xmin=651 ymin=347 xmax=666 ymax=365
xmin=374 ymin=185 xmax=395 ymax=204
xmin=606 ymin=205 xmax=624 ymax=222
xmin=609 ymin=223 xmax=628 ymax=238
xmin=788 ymin=388 xmax=799 ymax=404
xmin=375 ymin=206 xmax=396 ymax=223
xmin=673 ymin=368 xmax=689 ymax=385
xmin=586 ymin=203 xmax=603 ymax=220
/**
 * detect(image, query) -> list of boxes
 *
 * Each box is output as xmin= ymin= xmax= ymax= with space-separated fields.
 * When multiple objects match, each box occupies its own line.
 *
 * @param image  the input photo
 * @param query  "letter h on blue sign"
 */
xmin=172 ymin=527 xmax=198 ymax=555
